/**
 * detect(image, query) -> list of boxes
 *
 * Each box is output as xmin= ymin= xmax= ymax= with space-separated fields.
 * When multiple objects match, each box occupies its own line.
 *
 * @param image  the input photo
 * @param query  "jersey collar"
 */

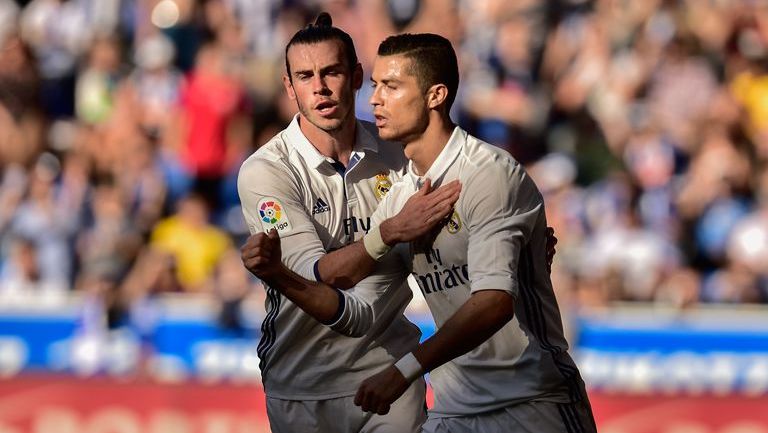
xmin=407 ymin=126 xmax=465 ymax=188
xmin=285 ymin=114 xmax=379 ymax=170
xmin=285 ymin=115 xmax=327 ymax=169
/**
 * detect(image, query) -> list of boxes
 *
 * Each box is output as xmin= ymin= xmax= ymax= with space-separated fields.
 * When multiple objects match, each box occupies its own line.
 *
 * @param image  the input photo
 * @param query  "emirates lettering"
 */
xmin=414 ymin=248 xmax=468 ymax=295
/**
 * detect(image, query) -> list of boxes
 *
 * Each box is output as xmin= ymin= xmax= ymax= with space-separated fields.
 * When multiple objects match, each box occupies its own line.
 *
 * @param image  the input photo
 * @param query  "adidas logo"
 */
xmin=312 ymin=197 xmax=330 ymax=215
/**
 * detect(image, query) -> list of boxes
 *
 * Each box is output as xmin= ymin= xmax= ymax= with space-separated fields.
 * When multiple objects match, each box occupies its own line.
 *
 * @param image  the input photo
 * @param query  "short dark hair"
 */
xmin=285 ymin=12 xmax=358 ymax=81
xmin=377 ymin=33 xmax=459 ymax=112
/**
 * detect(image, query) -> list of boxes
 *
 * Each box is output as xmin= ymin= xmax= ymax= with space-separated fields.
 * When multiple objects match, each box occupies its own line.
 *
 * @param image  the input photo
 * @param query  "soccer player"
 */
xmin=250 ymin=33 xmax=595 ymax=433
xmin=237 ymin=14 xmax=460 ymax=433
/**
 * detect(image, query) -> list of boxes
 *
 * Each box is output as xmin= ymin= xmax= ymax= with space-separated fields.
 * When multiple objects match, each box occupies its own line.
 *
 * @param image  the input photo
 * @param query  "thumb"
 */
xmin=267 ymin=227 xmax=280 ymax=240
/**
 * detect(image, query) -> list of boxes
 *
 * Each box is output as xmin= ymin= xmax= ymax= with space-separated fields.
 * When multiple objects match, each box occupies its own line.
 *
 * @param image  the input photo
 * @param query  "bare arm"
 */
xmin=243 ymin=229 xmax=409 ymax=336
xmin=243 ymin=229 xmax=341 ymax=323
xmin=354 ymin=290 xmax=515 ymax=414
xmin=413 ymin=290 xmax=514 ymax=373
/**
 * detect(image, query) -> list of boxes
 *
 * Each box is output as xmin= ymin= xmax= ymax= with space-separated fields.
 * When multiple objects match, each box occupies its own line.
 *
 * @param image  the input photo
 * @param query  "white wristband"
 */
xmin=394 ymin=352 xmax=423 ymax=383
xmin=363 ymin=225 xmax=391 ymax=261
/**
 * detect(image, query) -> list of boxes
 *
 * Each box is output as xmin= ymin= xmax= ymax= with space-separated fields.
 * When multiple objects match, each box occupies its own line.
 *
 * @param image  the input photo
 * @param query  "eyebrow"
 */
xmin=294 ymin=63 xmax=346 ymax=76
xmin=370 ymin=77 xmax=401 ymax=85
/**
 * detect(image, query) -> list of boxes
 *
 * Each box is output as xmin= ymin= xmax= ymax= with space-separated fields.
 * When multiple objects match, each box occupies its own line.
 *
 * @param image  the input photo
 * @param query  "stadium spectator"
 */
xmin=2 ymin=0 xmax=768 ymax=345
xmin=149 ymin=193 xmax=232 ymax=291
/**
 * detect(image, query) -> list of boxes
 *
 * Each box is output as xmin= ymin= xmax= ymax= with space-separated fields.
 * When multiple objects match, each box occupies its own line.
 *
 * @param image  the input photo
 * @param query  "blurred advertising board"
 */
xmin=576 ymin=305 xmax=768 ymax=395
xmin=577 ymin=305 xmax=768 ymax=433
xmin=0 ymin=375 xmax=268 ymax=433
xmin=2 ymin=297 xmax=768 ymax=432
xmin=0 ymin=295 xmax=268 ymax=433
xmin=590 ymin=393 xmax=768 ymax=433
xmin=0 ymin=295 xmax=262 ymax=382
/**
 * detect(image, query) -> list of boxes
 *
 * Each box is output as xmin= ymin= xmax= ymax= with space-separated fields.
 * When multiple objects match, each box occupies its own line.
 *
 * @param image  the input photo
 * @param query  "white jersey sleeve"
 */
xmin=328 ymin=250 xmax=410 ymax=337
xmin=238 ymin=154 xmax=325 ymax=281
xmin=464 ymin=159 xmax=543 ymax=298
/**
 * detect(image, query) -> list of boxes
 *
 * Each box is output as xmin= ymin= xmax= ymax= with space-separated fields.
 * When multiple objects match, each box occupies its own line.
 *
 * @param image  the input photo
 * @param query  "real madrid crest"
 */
xmin=446 ymin=210 xmax=462 ymax=234
xmin=374 ymin=173 xmax=392 ymax=200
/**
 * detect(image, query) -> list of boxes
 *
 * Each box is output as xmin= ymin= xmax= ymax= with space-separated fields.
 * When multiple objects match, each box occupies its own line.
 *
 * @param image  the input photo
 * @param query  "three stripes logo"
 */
xmin=312 ymin=197 xmax=330 ymax=215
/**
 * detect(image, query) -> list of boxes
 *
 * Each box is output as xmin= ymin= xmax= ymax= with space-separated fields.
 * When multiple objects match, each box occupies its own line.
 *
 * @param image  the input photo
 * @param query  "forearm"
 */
xmin=378 ymin=218 xmax=403 ymax=246
xmin=413 ymin=290 xmax=515 ymax=374
xmin=262 ymin=264 xmax=342 ymax=323
xmin=264 ymin=262 xmax=377 ymax=336
xmin=317 ymin=241 xmax=377 ymax=289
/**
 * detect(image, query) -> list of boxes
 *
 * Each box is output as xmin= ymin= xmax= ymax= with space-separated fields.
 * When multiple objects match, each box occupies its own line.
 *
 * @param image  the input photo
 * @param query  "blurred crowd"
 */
xmin=0 ymin=0 xmax=767 ymax=336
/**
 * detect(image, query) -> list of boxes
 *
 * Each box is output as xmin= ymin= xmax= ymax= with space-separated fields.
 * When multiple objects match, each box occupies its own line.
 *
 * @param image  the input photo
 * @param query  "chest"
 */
xmin=300 ymin=160 xmax=401 ymax=249
xmin=410 ymin=204 xmax=469 ymax=275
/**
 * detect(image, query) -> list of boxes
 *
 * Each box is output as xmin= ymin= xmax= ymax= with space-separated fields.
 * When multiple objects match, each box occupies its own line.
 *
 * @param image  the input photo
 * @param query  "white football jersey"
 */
xmin=365 ymin=127 xmax=582 ymax=416
xmin=237 ymin=115 xmax=421 ymax=399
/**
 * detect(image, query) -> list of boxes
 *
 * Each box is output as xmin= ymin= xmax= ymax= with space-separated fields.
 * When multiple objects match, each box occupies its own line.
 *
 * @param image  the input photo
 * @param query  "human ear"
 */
xmin=427 ymin=84 xmax=448 ymax=109
xmin=352 ymin=63 xmax=364 ymax=90
xmin=282 ymin=75 xmax=296 ymax=100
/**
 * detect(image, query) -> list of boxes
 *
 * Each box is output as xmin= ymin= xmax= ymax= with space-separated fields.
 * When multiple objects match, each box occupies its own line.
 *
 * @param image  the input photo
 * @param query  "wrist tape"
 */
xmin=363 ymin=225 xmax=391 ymax=261
xmin=394 ymin=352 xmax=423 ymax=382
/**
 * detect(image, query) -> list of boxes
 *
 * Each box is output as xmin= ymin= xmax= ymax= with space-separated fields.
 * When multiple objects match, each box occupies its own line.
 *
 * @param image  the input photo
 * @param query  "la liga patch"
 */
xmin=257 ymin=197 xmax=292 ymax=234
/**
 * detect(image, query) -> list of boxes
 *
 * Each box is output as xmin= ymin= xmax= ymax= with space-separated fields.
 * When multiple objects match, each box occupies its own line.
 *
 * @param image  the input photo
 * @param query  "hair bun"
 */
xmin=314 ymin=12 xmax=332 ymax=27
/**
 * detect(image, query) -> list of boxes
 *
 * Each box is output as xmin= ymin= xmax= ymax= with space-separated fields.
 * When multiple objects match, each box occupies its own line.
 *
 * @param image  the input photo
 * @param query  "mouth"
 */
xmin=315 ymin=101 xmax=338 ymax=116
xmin=374 ymin=113 xmax=387 ymax=128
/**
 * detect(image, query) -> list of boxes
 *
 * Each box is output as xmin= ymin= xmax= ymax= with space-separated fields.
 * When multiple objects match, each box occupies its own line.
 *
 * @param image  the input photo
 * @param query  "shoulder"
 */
xmin=240 ymin=132 xmax=292 ymax=176
xmin=458 ymin=135 xmax=541 ymax=201
xmin=238 ymin=131 xmax=300 ymax=191
xmin=460 ymin=135 xmax=520 ymax=182
xmin=461 ymin=134 xmax=519 ymax=172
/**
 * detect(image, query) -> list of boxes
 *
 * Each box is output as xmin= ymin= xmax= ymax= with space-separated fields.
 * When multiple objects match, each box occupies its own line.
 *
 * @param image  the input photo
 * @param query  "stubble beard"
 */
xmin=296 ymin=99 xmax=347 ymax=133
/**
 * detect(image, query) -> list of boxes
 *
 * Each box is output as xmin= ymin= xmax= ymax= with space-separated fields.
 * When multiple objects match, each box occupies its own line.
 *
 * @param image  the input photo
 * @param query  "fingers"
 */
xmin=545 ymin=226 xmax=557 ymax=274
xmin=375 ymin=403 xmax=391 ymax=415
xmin=240 ymin=231 xmax=281 ymax=274
xmin=266 ymin=227 xmax=279 ymax=240
xmin=429 ymin=180 xmax=461 ymax=201
xmin=240 ymin=233 xmax=271 ymax=256
xmin=546 ymin=226 xmax=558 ymax=245
xmin=414 ymin=178 xmax=433 ymax=197
xmin=353 ymin=386 xmax=390 ymax=415
xmin=419 ymin=178 xmax=433 ymax=195
xmin=354 ymin=386 xmax=373 ymax=413
xmin=421 ymin=180 xmax=461 ymax=223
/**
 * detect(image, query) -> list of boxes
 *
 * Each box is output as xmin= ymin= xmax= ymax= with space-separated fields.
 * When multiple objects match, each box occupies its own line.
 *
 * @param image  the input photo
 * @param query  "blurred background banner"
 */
xmin=0 ymin=376 xmax=269 ymax=433
xmin=2 ymin=0 xmax=768 ymax=431
xmin=3 ymin=299 xmax=768 ymax=432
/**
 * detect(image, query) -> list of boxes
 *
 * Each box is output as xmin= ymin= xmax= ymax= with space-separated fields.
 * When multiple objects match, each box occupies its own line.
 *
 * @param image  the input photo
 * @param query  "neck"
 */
xmin=298 ymin=114 xmax=357 ymax=166
xmin=405 ymin=113 xmax=455 ymax=176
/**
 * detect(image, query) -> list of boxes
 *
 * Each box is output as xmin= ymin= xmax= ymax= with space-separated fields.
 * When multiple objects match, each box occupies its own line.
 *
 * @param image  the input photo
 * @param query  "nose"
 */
xmin=311 ymin=75 xmax=330 ymax=95
xmin=369 ymin=84 xmax=381 ymax=107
